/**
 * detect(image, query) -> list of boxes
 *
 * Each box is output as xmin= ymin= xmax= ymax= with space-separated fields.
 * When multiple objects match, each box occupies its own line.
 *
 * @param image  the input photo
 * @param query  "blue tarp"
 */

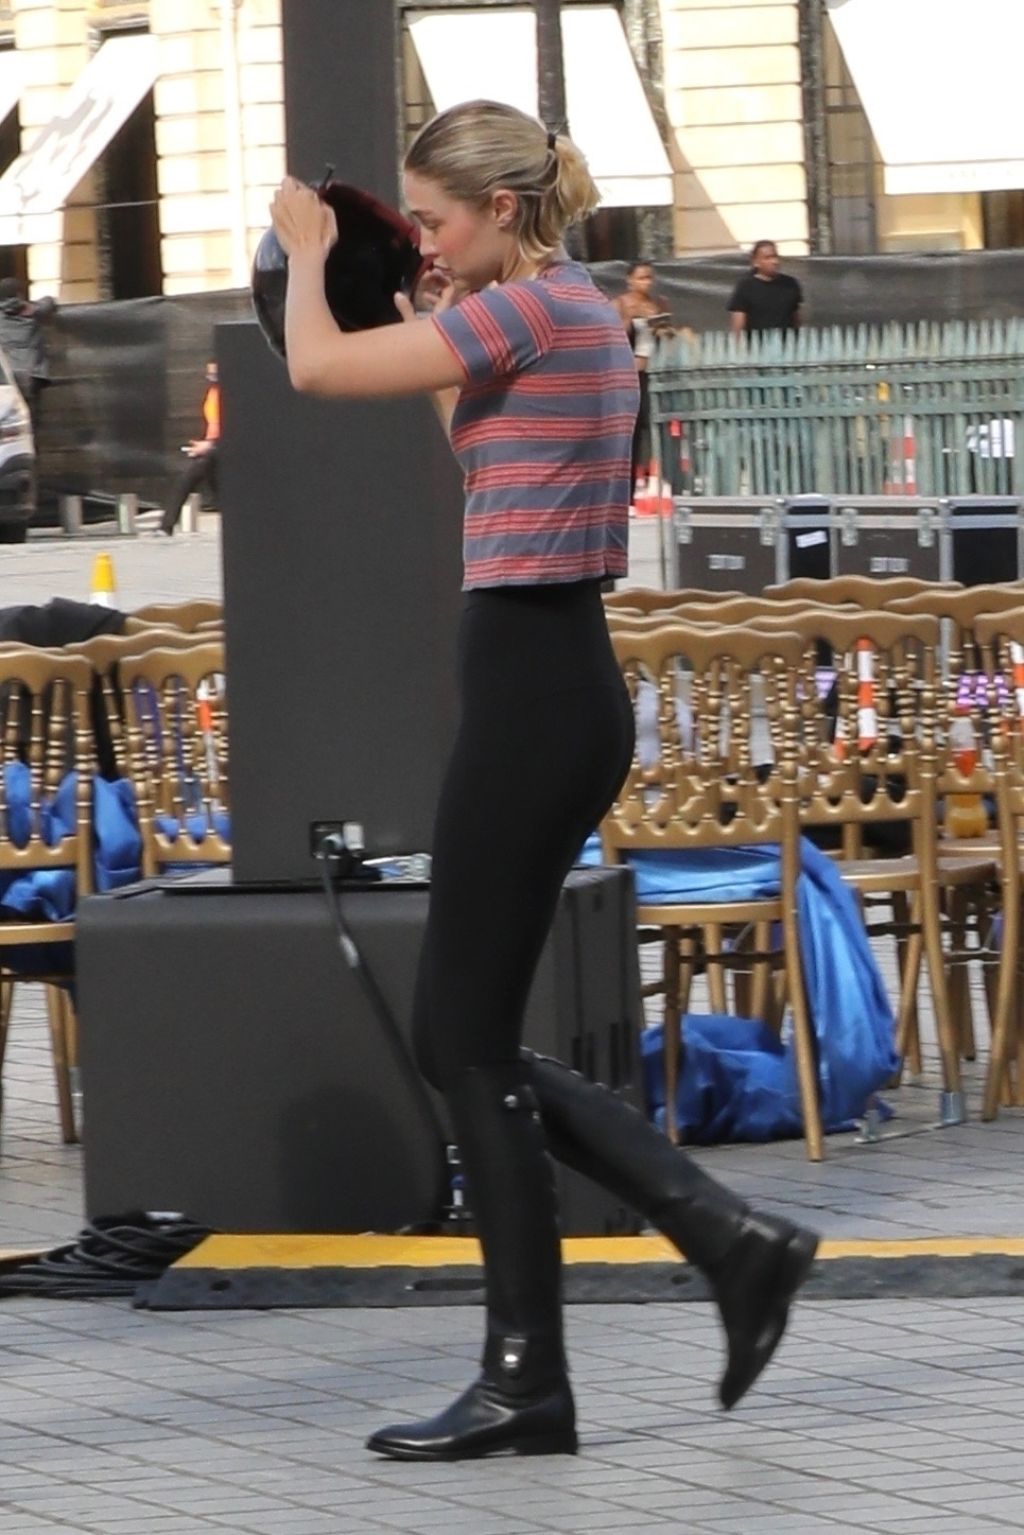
xmin=580 ymin=835 xmax=897 ymax=1141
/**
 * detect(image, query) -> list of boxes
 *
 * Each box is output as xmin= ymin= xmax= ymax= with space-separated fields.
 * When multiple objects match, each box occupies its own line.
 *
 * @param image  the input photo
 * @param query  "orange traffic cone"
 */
xmin=632 ymin=460 xmax=673 ymax=517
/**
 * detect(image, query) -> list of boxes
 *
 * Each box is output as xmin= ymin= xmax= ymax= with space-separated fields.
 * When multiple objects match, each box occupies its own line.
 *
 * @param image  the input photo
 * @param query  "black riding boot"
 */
xmin=524 ymin=1049 xmax=819 ymax=1409
xmin=367 ymin=1062 xmax=576 ymax=1461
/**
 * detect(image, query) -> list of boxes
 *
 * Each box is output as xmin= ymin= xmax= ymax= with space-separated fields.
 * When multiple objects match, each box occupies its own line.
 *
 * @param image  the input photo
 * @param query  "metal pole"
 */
xmin=534 ymin=0 xmax=567 ymax=133
xmin=798 ymin=0 xmax=832 ymax=255
xmin=220 ymin=0 xmax=250 ymax=285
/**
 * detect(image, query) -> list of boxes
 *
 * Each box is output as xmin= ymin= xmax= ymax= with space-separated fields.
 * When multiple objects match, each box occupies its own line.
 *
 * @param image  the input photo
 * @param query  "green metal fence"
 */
xmin=647 ymin=320 xmax=1024 ymax=499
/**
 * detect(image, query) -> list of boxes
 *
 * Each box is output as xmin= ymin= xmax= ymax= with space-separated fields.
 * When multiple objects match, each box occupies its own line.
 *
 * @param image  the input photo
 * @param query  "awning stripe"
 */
xmin=0 ymin=34 xmax=159 ymax=245
xmin=408 ymin=4 xmax=673 ymax=208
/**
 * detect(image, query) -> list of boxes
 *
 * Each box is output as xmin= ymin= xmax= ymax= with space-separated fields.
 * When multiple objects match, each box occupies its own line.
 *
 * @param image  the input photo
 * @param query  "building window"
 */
xmin=982 ymin=191 xmax=1024 ymax=250
xmin=98 ymin=86 xmax=161 ymax=298
xmin=821 ymin=16 xmax=876 ymax=255
xmin=94 ymin=26 xmax=161 ymax=298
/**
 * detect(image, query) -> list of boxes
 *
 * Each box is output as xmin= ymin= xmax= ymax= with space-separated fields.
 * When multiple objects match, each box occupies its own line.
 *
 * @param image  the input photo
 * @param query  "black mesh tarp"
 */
xmin=29 ymin=248 xmax=1024 ymax=510
xmin=35 ymin=288 xmax=253 ymax=515
xmin=590 ymin=249 xmax=1024 ymax=333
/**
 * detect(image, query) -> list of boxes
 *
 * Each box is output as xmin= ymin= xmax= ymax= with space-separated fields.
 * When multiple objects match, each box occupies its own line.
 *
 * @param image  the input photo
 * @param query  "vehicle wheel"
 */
xmin=0 ymin=523 xmax=27 ymax=544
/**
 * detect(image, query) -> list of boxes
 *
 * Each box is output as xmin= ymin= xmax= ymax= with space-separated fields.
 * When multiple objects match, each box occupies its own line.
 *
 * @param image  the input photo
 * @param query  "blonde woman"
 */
xmin=271 ymin=99 xmax=817 ymax=1465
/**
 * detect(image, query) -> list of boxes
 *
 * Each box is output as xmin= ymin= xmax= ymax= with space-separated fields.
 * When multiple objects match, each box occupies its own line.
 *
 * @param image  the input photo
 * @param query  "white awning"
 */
xmin=827 ymin=0 xmax=1024 ymax=195
xmin=408 ymin=5 xmax=673 ymax=208
xmin=0 ymin=34 xmax=159 ymax=245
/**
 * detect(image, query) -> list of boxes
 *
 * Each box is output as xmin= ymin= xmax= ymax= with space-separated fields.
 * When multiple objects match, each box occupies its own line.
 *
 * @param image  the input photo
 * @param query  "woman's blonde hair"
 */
xmin=404 ymin=100 xmax=600 ymax=264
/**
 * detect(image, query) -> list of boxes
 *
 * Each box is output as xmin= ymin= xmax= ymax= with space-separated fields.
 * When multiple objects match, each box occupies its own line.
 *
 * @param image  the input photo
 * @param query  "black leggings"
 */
xmin=412 ymin=580 xmax=635 ymax=1091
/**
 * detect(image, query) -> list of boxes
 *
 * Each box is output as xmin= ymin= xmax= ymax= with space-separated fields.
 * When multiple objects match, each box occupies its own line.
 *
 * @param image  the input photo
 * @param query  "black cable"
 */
xmin=317 ymin=853 xmax=451 ymax=1172
xmin=0 ymin=1213 xmax=211 ymax=1300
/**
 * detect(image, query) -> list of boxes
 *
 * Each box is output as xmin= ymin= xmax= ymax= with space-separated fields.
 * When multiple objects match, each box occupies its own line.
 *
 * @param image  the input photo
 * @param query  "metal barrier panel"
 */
xmin=649 ymin=321 xmax=1024 ymax=500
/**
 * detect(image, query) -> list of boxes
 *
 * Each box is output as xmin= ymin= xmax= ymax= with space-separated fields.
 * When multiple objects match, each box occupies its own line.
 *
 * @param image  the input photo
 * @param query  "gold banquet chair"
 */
xmin=119 ymin=643 xmax=230 ymax=877
xmin=125 ymin=598 xmax=224 ymax=633
xmin=602 ymin=622 xmax=824 ymax=1159
xmin=603 ymin=587 xmax=745 ymax=615
xmin=0 ymin=650 xmax=95 ymax=1143
xmin=973 ymin=609 xmax=1024 ymax=1116
xmin=761 ymin=608 xmax=989 ymax=1108
xmin=65 ymin=628 xmax=214 ymax=782
xmin=765 ymin=576 xmax=961 ymax=607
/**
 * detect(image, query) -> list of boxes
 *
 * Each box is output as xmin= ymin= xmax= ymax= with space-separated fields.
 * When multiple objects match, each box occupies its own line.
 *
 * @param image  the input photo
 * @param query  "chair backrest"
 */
xmin=64 ymin=628 xmax=216 ymax=780
xmin=128 ymin=599 xmax=224 ymax=632
xmin=0 ymin=649 xmax=96 ymax=897
xmin=761 ymin=608 xmax=940 ymax=854
xmin=673 ymin=596 xmax=844 ymax=624
xmin=602 ymin=623 xmax=805 ymax=867
xmin=765 ymin=576 xmax=960 ymax=606
xmin=891 ymin=587 xmax=1024 ymax=704
xmin=975 ymin=608 xmax=1024 ymax=810
xmin=603 ymin=586 xmax=744 ymax=614
xmin=890 ymin=586 xmax=1024 ymax=626
xmin=606 ymin=598 xmax=842 ymax=634
xmin=64 ymin=629 xmax=205 ymax=667
xmin=118 ymin=642 xmax=229 ymax=876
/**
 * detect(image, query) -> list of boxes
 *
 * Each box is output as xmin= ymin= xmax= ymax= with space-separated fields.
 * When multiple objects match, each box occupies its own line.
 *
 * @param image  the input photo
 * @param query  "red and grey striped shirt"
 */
xmin=432 ymin=261 xmax=638 ymax=590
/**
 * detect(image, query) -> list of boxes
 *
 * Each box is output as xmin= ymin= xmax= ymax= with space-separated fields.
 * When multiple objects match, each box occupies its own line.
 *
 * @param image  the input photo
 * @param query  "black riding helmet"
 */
xmin=252 ymin=177 xmax=430 ymax=358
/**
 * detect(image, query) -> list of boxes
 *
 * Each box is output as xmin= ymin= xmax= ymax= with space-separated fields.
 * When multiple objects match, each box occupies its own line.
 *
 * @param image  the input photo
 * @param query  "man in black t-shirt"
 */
xmin=727 ymin=240 xmax=803 ymax=336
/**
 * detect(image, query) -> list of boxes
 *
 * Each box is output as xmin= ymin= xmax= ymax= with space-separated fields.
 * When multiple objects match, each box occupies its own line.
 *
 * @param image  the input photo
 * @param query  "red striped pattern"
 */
xmin=433 ymin=261 xmax=636 ymax=589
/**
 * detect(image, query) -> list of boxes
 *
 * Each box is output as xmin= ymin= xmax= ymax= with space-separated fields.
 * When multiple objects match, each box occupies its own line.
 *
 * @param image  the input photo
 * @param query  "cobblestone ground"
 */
xmin=3 ymin=520 xmax=1024 ymax=1534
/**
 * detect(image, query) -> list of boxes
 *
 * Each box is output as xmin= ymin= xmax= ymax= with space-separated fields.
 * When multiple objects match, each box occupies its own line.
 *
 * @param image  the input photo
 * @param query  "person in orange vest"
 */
xmin=161 ymin=360 xmax=220 ymax=535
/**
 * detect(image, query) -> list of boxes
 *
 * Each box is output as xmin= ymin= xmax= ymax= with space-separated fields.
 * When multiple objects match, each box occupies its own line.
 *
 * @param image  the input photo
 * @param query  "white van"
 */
xmin=0 ymin=351 xmax=36 ymax=544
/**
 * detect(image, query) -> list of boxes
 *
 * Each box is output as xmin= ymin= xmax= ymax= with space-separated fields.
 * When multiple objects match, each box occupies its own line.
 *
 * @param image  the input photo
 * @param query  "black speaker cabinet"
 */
xmin=217 ymin=321 xmax=466 ymax=884
xmin=78 ymin=867 xmax=645 ymax=1237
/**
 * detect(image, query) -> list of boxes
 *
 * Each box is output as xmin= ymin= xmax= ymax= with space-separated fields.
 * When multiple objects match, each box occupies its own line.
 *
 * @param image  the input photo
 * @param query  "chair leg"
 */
xmin=894 ymin=918 xmax=924 ymax=1084
xmin=0 ymin=972 xmax=11 ymax=1131
xmin=732 ymin=927 xmax=752 ymax=1018
xmin=703 ymin=924 xmax=728 ymax=1014
xmin=946 ymin=886 xmax=976 ymax=1062
xmin=677 ymin=931 xmax=696 ymax=1013
xmin=45 ymin=985 xmax=77 ymax=1144
xmin=663 ymin=927 xmax=682 ymax=1145
xmin=748 ymin=921 xmax=772 ymax=1023
xmin=0 ymin=972 xmax=12 ymax=1069
xmin=983 ymin=866 xmax=1020 ymax=1121
xmin=920 ymin=876 xmax=963 ymax=1101
xmin=781 ymin=907 xmax=823 ymax=1162
xmin=890 ymin=891 xmax=922 ymax=1079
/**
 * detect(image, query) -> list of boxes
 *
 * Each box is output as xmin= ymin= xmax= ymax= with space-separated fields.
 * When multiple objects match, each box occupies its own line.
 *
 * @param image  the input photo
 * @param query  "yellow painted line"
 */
xmin=174 ymin=1232 xmax=1024 ymax=1271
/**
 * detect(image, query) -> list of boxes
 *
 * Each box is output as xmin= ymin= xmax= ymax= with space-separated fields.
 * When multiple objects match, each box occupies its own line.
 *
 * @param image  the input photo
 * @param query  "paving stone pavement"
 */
xmin=3 ymin=524 xmax=1024 ymax=1534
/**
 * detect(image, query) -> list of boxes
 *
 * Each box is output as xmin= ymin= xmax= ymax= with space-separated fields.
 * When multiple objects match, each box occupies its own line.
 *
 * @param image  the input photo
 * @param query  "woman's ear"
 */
xmin=491 ymin=189 xmax=518 ymax=230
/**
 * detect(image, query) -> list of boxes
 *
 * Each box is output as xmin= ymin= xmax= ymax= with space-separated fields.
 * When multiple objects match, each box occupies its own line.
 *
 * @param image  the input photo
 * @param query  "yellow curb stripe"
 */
xmin=173 ymin=1233 xmax=1024 ymax=1272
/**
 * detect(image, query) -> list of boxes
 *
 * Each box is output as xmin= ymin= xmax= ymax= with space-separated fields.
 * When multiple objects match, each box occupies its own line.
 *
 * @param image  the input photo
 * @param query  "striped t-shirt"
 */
xmin=431 ymin=260 xmax=638 ymax=589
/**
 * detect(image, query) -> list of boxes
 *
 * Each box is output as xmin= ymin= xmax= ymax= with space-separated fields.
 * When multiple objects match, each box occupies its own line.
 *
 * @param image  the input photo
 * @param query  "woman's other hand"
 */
xmin=394 ymin=268 xmax=467 ymax=323
xmin=270 ymin=177 xmax=338 ymax=260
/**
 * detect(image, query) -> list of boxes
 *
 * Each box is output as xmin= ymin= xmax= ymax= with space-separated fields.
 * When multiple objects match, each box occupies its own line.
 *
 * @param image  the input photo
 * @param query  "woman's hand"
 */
xmin=393 ymin=270 xmax=466 ymax=438
xmin=393 ymin=268 xmax=466 ymax=323
xmin=270 ymin=176 xmax=337 ymax=261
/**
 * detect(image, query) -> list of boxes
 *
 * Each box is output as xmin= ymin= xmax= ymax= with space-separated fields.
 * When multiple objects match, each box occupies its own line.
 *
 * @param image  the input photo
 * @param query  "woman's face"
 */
xmin=628 ymin=265 xmax=654 ymax=297
xmin=402 ymin=170 xmax=514 ymax=290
